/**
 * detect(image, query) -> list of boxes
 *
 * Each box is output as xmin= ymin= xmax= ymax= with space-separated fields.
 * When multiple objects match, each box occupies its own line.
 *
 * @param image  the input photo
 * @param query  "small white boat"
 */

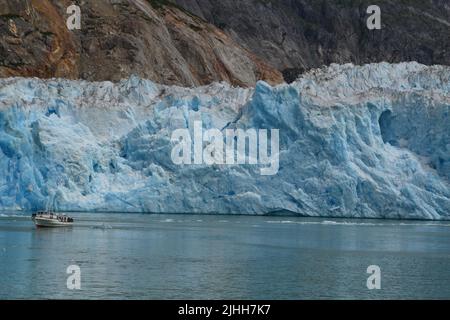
xmin=32 ymin=211 xmax=74 ymax=228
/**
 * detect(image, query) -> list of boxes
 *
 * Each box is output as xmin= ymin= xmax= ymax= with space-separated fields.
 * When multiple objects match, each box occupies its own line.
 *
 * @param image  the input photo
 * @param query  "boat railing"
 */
xmin=33 ymin=211 xmax=74 ymax=223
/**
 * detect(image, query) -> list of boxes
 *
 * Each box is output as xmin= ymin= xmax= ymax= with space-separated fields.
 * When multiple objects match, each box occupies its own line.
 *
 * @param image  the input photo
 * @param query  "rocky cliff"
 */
xmin=0 ymin=0 xmax=283 ymax=86
xmin=173 ymin=0 xmax=450 ymax=82
xmin=1 ymin=0 xmax=449 ymax=85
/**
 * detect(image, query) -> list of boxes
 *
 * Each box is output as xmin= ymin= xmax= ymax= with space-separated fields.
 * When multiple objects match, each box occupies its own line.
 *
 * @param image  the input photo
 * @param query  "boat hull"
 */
xmin=34 ymin=217 xmax=73 ymax=228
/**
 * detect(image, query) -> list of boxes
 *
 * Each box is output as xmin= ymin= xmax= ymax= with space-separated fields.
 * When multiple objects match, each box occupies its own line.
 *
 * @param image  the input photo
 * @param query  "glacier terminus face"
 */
xmin=0 ymin=62 xmax=449 ymax=219
xmin=170 ymin=120 xmax=280 ymax=176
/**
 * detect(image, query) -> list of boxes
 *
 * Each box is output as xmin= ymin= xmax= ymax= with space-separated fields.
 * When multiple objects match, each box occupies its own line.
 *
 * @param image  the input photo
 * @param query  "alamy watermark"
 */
xmin=366 ymin=265 xmax=381 ymax=290
xmin=170 ymin=121 xmax=280 ymax=176
xmin=367 ymin=5 xmax=381 ymax=30
xmin=67 ymin=265 xmax=81 ymax=290
xmin=66 ymin=4 xmax=81 ymax=30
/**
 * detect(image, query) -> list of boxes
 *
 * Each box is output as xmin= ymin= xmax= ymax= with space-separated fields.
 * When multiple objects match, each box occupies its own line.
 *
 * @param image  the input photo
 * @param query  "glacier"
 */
xmin=0 ymin=62 xmax=449 ymax=219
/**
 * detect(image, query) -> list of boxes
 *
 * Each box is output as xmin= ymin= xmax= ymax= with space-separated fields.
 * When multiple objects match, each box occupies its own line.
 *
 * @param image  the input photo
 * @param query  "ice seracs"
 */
xmin=0 ymin=62 xmax=449 ymax=219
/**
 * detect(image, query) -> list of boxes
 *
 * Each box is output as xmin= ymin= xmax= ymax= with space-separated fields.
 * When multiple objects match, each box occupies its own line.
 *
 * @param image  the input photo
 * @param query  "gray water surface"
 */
xmin=1 ymin=212 xmax=449 ymax=299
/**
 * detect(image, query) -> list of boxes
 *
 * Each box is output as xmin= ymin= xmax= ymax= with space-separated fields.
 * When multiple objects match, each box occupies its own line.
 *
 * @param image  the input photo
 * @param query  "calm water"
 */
xmin=0 ymin=212 xmax=450 ymax=299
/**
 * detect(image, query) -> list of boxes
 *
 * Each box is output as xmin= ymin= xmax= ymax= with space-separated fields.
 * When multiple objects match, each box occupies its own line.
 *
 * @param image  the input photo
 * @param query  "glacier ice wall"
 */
xmin=0 ymin=62 xmax=449 ymax=219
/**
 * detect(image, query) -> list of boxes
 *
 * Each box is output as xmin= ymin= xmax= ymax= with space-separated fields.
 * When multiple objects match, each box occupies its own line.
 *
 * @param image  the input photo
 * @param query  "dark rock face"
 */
xmin=0 ymin=0 xmax=449 ymax=85
xmin=0 ymin=0 xmax=79 ymax=79
xmin=173 ymin=0 xmax=450 ymax=81
xmin=0 ymin=0 xmax=283 ymax=86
